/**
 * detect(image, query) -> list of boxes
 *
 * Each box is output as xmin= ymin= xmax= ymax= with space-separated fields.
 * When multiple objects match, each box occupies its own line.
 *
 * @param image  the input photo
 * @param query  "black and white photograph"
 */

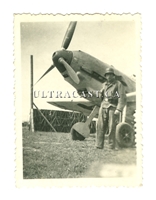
xmin=15 ymin=14 xmax=141 ymax=187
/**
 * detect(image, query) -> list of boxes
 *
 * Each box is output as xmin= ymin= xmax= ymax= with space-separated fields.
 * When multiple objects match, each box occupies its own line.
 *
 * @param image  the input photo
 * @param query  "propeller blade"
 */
xmin=59 ymin=58 xmax=80 ymax=84
xmin=61 ymin=21 xmax=77 ymax=49
xmin=34 ymin=65 xmax=55 ymax=85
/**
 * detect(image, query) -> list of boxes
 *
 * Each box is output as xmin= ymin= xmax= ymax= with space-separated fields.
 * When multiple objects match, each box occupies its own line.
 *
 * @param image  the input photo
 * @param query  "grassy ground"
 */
xmin=23 ymin=128 xmax=136 ymax=179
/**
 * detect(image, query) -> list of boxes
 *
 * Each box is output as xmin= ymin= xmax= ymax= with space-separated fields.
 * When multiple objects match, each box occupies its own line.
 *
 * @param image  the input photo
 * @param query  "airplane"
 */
xmin=36 ymin=22 xmax=136 ymax=148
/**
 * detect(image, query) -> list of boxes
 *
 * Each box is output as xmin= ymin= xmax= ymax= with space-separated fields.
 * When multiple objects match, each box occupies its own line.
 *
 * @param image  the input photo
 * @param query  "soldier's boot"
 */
xmin=108 ymin=138 xmax=115 ymax=149
xmin=114 ymin=139 xmax=120 ymax=151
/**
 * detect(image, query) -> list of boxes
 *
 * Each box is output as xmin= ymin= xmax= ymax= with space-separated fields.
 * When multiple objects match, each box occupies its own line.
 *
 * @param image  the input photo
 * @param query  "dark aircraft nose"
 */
xmin=52 ymin=50 xmax=73 ymax=73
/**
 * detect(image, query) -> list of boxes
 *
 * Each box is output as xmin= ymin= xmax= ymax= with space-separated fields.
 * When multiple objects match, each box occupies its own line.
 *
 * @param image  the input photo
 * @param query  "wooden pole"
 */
xmin=31 ymin=55 xmax=33 ymax=109
xmin=30 ymin=55 xmax=34 ymax=132
xmin=33 ymin=103 xmax=56 ymax=132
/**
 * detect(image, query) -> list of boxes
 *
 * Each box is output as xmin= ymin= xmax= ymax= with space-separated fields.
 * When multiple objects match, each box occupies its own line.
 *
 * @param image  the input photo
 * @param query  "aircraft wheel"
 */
xmin=71 ymin=128 xmax=85 ymax=141
xmin=116 ymin=122 xmax=134 ymax=148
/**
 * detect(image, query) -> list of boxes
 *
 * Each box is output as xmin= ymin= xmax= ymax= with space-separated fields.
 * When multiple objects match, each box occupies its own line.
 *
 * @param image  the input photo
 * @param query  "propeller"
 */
xmin=34 ymin=65 xmax=55 ymax=85
xmin=61 ymin=22 xmax=77 ymax=49
xmin=59 ymin=57 xmax=79 ymax=84
xmin=35 ymin=21 xmax=79 ymax=85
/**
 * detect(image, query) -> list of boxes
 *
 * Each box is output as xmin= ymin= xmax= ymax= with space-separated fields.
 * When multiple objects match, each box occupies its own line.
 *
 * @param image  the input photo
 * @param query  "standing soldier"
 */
xmin=96 ymin=67 xmax=127 ymax=149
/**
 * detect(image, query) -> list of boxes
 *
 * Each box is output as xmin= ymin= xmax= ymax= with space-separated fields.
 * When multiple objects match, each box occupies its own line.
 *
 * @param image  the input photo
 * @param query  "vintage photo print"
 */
xmin=15 ymin=14 xmax=141 ymax=187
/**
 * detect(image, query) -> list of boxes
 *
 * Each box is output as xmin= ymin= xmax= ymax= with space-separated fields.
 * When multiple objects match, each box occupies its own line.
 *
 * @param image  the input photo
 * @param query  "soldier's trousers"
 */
xmin=96 ymin=106 xmax=117 ymax=149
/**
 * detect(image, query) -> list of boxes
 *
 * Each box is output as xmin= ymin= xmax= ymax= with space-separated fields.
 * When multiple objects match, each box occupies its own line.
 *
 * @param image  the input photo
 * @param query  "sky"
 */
xmin=21 ymin=19 xmax=138 ymax=121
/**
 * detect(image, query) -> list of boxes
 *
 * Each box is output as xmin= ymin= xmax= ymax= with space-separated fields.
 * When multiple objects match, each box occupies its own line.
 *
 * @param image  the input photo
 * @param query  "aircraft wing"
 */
xmin=47 ymin=101 xmax=96 ymax=116
xmin=48 ymin=92 xmax=136 ymax=117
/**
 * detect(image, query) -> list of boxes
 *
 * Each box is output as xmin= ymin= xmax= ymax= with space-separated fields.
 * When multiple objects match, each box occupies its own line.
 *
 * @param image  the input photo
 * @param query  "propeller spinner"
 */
xmin=35 ymin=21 xmax=79 ymax=84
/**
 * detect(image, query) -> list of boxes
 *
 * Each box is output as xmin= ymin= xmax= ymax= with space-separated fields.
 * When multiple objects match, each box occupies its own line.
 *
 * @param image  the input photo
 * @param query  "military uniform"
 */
xmin=96 ymin=78 xmax=126 ymax=149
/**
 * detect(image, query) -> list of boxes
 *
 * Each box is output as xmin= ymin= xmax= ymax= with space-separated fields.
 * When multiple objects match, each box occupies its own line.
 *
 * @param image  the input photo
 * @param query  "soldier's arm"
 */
xmin=98 ymin=83 xmax=105 ymax=100
xmin=116 ymin=81 xmax=127 ymax=112
xmin=99 ymin=89 xmax=103 ymax=100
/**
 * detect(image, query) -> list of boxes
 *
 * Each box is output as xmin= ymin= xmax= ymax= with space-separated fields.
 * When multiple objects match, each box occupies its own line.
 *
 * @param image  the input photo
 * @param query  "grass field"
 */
xmin=23 ymin=128 xmax=136 ymax=179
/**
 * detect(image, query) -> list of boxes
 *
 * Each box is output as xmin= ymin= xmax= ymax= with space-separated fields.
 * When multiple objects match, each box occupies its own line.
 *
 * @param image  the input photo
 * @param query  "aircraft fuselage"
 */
xmin=52 ymin=50 xmax=136 ymax=106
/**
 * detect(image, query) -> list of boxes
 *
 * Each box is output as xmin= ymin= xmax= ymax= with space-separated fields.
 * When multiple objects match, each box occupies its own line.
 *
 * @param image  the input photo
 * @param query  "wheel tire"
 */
xmin=116 ymin=122 xmax=134 ymax=148
xmin=71 ymin=128 xmax=85 ymax=141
